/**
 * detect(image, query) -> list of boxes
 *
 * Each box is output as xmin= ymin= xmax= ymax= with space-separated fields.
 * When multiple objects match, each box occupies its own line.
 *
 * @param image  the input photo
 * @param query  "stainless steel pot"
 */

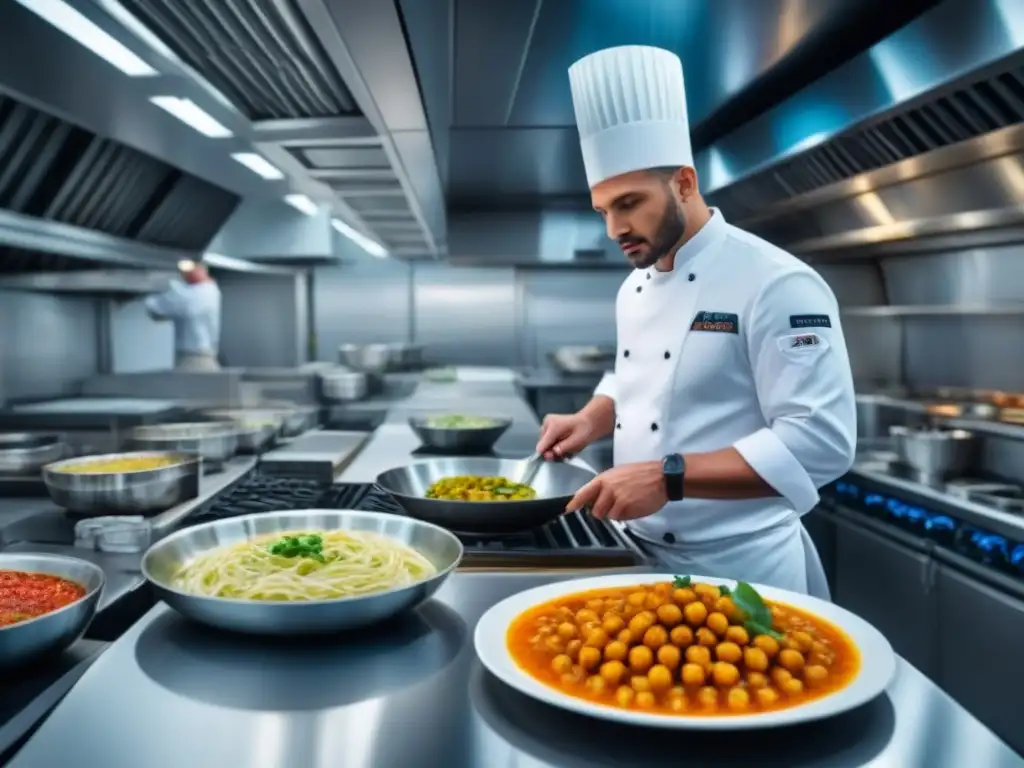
xmin=130 ymin=422 xmax=240 ymax=463
xmin=141 ymin=509 xmax=463 ymax=635
xmin=42 ymin=451 xmax=201 ymax=515
xmin=0 ymin=433 xmax=65 ymax=475
xmin=0 ymin=553 xmax=104 ymax=668
xmin=889 ymin=426 xmax=975 ymax=478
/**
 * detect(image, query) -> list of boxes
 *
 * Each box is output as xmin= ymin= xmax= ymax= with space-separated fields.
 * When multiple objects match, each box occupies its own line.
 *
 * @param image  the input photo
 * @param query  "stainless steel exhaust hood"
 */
xmin=696 ymin=0 xmax=1024 ymax=256
xmin=0 ymin=91 xmax=240 ymax=273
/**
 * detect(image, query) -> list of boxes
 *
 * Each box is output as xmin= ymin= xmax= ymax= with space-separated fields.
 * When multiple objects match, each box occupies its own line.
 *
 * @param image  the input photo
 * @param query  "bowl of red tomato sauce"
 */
xmin=0 ymin=553 xmax=104 ymax=668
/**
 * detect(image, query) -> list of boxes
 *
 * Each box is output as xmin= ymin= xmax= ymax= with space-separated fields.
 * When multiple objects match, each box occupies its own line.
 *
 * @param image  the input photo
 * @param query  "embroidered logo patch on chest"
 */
xmin=690 ymin=311 xmax=739 ymax=334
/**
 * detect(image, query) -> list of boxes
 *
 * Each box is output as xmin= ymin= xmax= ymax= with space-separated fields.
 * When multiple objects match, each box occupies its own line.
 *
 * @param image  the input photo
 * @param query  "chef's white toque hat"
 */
xmin=568 ymin=45 xmax=693 ymax=188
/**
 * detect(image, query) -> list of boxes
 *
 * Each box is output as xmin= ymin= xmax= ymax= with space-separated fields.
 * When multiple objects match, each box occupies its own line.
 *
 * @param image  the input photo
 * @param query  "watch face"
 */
xmin=663 ymin=454 xmax=683 ymax=474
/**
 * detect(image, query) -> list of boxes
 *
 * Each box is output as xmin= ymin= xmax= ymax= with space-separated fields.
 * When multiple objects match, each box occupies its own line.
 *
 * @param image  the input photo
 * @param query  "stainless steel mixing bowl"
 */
xmin=130 ymin=422 xmax=240 ymax=463
xmin=141 ymin=509 xmax=463 ymax=636
xmin=408 ymin=416 xmax=512 ymax=453
xmin=375 ymin=457 xmax=597 ymax=535
xmin=42 ymin=451 xmax=201 ymax=515
xmin=0 ymin=553 xmax=104 ymax=668
xmin=0 ymin=433 xmax=65 ymax=475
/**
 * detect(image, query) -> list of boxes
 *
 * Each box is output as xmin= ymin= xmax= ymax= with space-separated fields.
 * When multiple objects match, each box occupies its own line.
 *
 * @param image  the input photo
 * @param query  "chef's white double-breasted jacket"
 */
xmin=595 ymin=209 xmax=856 ymax=546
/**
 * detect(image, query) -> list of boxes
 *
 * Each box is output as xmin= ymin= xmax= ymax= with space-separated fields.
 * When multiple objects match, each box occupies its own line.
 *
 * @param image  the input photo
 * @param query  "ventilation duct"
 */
xmin=116 ymin=0 xmax=357 ymax=120
xmin=0 ymin=93 xmax=240 ymax=272
xmin=695 ymin=0 xmax=1024 ymax=256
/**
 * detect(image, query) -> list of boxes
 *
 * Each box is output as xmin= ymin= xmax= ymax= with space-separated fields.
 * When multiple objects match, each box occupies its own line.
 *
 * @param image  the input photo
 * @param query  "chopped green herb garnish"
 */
xmin=671 ymin=575 xmax=783 ymax=640
xmin=268 ymin=533 xmax=326 ymax=563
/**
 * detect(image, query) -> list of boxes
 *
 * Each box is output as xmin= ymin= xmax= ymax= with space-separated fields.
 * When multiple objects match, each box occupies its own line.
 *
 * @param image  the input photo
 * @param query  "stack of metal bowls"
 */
xmin=42 ymin=451 xmax=201 ymax=515
xmin=0 ymin=553 xmax=104 ymax=668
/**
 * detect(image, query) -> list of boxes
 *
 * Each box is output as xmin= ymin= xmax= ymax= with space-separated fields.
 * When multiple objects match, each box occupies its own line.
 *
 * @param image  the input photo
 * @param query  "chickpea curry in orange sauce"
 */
xmin=507 ymin=577 xmax=860 ymax=716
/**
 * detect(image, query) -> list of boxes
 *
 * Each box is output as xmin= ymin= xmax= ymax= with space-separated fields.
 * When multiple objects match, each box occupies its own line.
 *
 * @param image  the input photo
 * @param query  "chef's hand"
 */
xmin=566 ymin=461 xmax=667 ymax=521
xmin=536 ymin=412 xmax=595 ymax=460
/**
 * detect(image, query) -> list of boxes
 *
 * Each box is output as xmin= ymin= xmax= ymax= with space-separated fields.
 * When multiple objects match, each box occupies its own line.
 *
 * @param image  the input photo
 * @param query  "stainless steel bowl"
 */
xmin=319 ymin=369 xmax=369 ymax=403
xmin=43 ymin=451 xmax=201 ymax=515
xmin=375 ymin=457 xmax=597 ymax=535
xmin=408 ymin=416 xmax=512 ymax=453
xmin=235 ymin=422 xmax=279 ymax=452
xmin=130 ymin=422 xmax=239 ymax=463
xmin=141 ymin=509 xmax=463 ymax=636
xmin=0 ymin=553 xmax=104 ymax=668
xmin=338 ymin=343 xmax=393 ymax=374
xmin=889 ymin=426 xmax=975 ymax=478
xmin=0 ymin=433 xmax=65 ymax=475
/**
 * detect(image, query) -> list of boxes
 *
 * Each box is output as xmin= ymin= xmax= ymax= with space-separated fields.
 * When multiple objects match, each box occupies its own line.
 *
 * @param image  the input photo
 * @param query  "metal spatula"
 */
xmin=518 ymin=452 xmax=544 ymax=487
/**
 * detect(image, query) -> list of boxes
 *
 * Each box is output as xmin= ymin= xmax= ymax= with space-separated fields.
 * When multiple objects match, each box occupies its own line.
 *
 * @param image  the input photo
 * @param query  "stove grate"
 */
xmin=318 ymin=483 xmax=645 ymax=566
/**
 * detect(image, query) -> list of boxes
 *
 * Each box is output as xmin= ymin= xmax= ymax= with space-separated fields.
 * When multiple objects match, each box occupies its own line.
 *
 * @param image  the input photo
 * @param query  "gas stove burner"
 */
xmin=188 ymin=473 xmax=329 ymax=525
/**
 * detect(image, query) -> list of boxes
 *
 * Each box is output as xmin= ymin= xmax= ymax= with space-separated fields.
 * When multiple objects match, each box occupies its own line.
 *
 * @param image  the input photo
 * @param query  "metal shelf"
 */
xmin=842 ymin=304 xmax=1024 ymax=317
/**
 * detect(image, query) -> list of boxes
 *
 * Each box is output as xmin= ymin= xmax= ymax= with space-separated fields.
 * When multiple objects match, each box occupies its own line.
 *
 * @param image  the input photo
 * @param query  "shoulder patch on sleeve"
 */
xmin=790 ymin=314 xmax=831 ymax=329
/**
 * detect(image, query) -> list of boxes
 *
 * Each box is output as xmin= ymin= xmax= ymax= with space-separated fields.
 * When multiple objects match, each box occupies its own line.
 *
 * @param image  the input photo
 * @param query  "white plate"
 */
xmin=474 ymin=573 xmax=896 ymax=730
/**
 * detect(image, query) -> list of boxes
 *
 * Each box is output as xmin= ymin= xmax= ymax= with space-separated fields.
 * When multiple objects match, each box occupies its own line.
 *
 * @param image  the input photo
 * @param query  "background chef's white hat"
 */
xmin=568 ymin=45 xmax=693 ymax=188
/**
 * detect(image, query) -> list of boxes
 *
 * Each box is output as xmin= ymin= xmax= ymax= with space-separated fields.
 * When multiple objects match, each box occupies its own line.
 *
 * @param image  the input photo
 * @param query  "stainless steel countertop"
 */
xmin=337 ymin=375 xmax=546 ymax=483
xmin=0 ymin=639 xmax=107 ymax=761
xmin=10 ymin=570 xmax=1021 ymax=768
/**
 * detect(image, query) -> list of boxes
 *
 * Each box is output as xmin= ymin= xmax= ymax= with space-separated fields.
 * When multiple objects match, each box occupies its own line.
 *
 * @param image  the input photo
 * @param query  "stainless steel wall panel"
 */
xmin=312 ymin=260 xmax=412 ymax=359
xmin=0 ymin=290 xmax=97 ymax=403
xmin=518 ymin=269 xmax=621 ymax=368
xmin=881 ymin=247 xmax=1024 ymax=305
xmin=879 ymin=245 xmax=1024 ymax=390
xmin=217 ymin=272 xmax=307 ymax=368
xmin=411 ymin=263 xmax=517 ymax=366
xmin=110 ymin=299 xmax=175 ymax=373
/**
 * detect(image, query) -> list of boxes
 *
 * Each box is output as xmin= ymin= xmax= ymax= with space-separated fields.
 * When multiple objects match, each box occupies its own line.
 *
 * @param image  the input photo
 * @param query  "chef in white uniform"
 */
xmin=145 ymin=259 xmax=222 ymax=371
xmin=537 ymin=46 xmax=856 ymax=598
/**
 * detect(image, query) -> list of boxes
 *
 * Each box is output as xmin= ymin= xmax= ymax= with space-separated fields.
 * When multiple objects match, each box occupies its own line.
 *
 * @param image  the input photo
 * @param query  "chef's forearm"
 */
xmin=680 ymin=448 xmax=779 ymax=500
xmin=581 ymin=395 xmax=616 ymax=440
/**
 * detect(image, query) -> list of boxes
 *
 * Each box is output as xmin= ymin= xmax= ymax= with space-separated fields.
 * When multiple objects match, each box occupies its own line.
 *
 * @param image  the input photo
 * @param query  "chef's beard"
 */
xmin=620 ymin=199 xmax=686 ymax=269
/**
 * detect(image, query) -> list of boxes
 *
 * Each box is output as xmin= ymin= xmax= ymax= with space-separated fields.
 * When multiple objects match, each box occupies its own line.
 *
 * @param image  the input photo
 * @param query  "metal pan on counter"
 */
xmin=141 ymin=509 xmax=463 ymax=635
xmin=0 ymin=552 xmax=105 ymax=668
xmin=129 ymin=421 xmax=240 ymax=463
xmin=0 ymin=433 xmax=65 ymax=475
xmin=318 ymin=368 xmax=369 ymax=403
xmin=42 ymin=451 xmax=201 ymax=515
xmin=408 ymin=414 xmax=512 ymax=453
xmin=375 ymin=457 xmax=596 ymax=535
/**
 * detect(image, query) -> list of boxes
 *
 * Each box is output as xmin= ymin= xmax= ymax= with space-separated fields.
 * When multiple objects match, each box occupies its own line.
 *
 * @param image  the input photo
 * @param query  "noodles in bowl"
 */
xmin=172 ymin=529 xmax=438 ymax=602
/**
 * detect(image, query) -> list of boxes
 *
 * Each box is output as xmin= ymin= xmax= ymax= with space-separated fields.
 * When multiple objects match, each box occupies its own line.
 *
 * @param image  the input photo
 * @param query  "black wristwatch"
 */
xmin=662 ymin=453 xmax=685 ymax=502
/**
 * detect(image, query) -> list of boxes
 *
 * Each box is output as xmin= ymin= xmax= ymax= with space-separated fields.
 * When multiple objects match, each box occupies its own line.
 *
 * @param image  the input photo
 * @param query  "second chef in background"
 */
xmin=145 ymin=259 xmax=222 ymax=372
xmin=537 ymin=46 xmax=857 ymax=598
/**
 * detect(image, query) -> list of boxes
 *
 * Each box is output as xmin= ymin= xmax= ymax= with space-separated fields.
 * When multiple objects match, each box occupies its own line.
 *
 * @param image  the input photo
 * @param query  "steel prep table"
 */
xmin=8 ymin=570 xmax=1022 ymax=768
xmin=5 ymin=371 xmax=1021 ymax=765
